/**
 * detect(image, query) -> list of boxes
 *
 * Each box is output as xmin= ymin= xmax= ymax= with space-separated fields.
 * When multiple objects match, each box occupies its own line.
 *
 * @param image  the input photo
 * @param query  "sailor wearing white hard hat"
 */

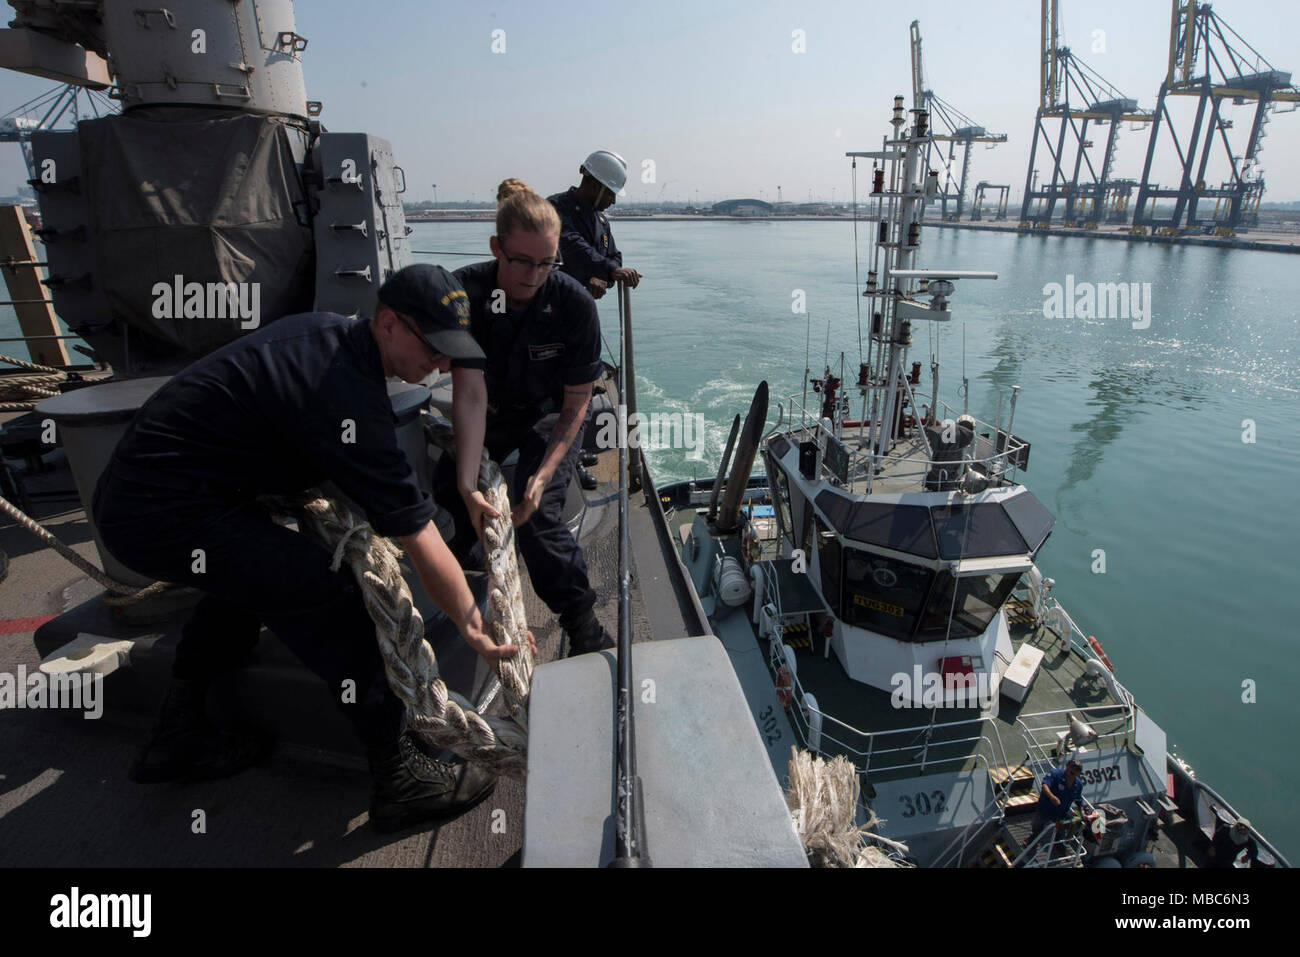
xmin=548 ymin=149 xmax=643 ymax=301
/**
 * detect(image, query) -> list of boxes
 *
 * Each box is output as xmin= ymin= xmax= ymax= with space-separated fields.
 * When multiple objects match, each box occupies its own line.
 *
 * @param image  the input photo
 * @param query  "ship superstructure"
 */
xmin=657 ymin=89 xmax=1287 ymax=868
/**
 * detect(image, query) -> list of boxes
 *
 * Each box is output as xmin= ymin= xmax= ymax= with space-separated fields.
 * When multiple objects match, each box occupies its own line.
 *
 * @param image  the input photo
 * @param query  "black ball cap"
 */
xmin=376 ymin=264 xmax=484 ymax=361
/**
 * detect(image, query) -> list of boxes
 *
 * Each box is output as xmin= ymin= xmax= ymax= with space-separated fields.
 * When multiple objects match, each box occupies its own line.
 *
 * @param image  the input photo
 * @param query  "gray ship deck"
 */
xmin=770 ymin=617 xmax=1130 ymax=784
xmin=0 ymin=400 xmax=696 ymax=868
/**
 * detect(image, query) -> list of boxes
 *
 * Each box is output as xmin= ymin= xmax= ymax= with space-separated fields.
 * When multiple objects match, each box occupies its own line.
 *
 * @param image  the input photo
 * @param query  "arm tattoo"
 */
xmin=552 ymin=405 xmax=584 ymax=447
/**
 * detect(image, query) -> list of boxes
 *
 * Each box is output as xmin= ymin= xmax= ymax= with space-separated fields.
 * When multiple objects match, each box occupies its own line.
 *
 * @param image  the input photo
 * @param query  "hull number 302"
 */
xmin=899 ymin=791 xmax=948 ymax=817
xmin=756 ymin=705 xmax=782 ymax=746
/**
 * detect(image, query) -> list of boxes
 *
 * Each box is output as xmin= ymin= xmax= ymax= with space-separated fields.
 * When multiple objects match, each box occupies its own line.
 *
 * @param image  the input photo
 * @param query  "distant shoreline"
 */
xmin=407 ymin=214 xmax=856 ymax=223
xmin=406 ymin=214 xmax=1300 ymax=251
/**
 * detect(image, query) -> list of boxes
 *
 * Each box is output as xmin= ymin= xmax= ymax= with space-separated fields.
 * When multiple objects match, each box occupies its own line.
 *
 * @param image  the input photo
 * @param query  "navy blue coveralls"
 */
xmin=548 ymin=187 xmax=622 ymax=288
xmin=439 ymin=260 xmax=603 ymax=624
xmin=1033 ymin=766 xmax=1084 ymax=838
xmin=92 ymin=313 xmax=433 ymax=753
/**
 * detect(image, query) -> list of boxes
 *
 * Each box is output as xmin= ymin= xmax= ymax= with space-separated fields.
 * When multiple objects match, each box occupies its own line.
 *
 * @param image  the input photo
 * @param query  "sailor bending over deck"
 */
xmin=92 ymin=264 xmax=526 ymax=832
xmin=435 ymin=181 xmax=615 ymax=657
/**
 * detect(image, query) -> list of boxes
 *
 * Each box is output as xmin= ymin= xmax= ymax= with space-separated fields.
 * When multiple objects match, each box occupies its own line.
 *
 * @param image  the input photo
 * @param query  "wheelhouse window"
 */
xmin=815 ymin=516 xmax=841 ymax=612
xmin=916 ymin=570 xmax=1022 ymax=641
xmin=767 ymin=452 xmax=794 ymax=549
xmin=799 ymin=494 xmax=815 ymax=560
xmin=840 ymin=548 xmax=933 ymax=641
xmin=930 ymin=502 xmax=1028 ymax=559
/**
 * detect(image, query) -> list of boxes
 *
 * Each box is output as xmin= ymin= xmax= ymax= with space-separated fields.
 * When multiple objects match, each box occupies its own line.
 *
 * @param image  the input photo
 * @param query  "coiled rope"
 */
xmin=0 ymin=352 xmax=66 ymax=409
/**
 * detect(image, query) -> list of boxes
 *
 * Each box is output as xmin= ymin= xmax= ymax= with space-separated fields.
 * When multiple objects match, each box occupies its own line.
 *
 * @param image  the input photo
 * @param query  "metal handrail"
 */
xmin=755 ymin=560 xmax=785 ymax=623
xmin=986 ymin=719 xmax=1014 ymax=786
xmin=1042 ymin=597 xmax=1138 ymax=714
xmin=1011 ymin=795 xmax=1098 ymax=868
xmin=931 ymin=792 xmax=1007 ymax=868
xmin=785 ymin=391 xmax=1030 ymax=462
xmin=1010 ymin=717 xmax=1100 ymax=868
xmin=780 ymin=391 xmax=1029 ymax=490
xmin=783 ymin=689 xmax=1001 ymax=779
xmin=1015 ymin=713 xmax=1131 ymax=754
xmin=771 ymin=649 xmax=1137 ymax=822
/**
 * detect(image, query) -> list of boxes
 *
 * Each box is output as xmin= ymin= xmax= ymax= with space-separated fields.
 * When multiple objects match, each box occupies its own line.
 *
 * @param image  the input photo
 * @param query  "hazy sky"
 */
xmin=3 ymin=0 xmax=1298 ymax=203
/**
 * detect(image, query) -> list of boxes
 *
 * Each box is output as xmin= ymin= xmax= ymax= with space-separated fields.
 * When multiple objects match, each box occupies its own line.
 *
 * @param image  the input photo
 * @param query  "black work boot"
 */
xmin=579 ymin=450 xmax=598 ymax=468
xmin=578 ymin=466 xmax=598 ymax=490
xmin=368 ymin=732 xmax=497 ymax=833
xmin=130 ymin=677 xmax=271 ymax=783
xmin=561 ymin=607 xmax=616 ymax=658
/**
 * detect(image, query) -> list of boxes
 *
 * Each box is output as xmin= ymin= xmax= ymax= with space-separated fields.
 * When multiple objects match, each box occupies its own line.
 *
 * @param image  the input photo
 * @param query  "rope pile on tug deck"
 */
xmin=272 ymin=453 xmax=535 ymax=778
xmin=785 ymin=747 xmax=911 ymax=868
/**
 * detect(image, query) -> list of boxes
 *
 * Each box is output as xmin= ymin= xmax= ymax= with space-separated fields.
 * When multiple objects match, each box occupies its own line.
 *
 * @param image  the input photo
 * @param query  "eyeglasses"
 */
xmin=395 ymin=312 xmax=442 ymax=362
xmin=500 ymin=244 xmax=563 ymax=274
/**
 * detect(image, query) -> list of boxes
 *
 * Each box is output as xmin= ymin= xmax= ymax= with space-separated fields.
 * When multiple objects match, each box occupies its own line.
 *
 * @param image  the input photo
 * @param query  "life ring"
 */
xmin=776 ymin=666 xmax=794 ymax=710
xmin=1088 ymin=635 xmax=1114 ymax=672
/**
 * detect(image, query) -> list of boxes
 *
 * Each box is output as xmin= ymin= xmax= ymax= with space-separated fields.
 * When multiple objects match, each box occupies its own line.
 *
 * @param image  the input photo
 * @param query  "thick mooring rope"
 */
xmin=281 ymin=457 xmax=534 ymax=777
xmin=3 ymin=415 xmax=534 ymax=771
xmin=0 ymin=351 xmax=65 ymax=375
xmin=785 ymin=748 xmax=911 ymax=868
xmin=478 ymin=471 xmax=534 ymax=718
xmin=0 ymin=491 xmax=193 ymax=606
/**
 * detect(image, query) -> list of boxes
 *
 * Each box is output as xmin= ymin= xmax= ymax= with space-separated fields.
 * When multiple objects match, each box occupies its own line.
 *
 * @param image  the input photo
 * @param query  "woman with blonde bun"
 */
xmin=496 ymin=178 xmax=530 ymax=202
xmin=434 ymin=179 xmax=614 ymax=657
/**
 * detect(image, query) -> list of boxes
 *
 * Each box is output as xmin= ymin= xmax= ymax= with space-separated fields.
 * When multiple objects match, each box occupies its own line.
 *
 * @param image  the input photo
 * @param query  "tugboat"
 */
xmin=656 ymin=92 xmax=1290 ymax=869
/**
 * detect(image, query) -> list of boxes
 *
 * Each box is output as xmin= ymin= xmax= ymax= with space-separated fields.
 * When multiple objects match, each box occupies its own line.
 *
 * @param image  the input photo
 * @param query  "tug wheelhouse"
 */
xmin=762 ymin=432 xmax=1055 ymax=706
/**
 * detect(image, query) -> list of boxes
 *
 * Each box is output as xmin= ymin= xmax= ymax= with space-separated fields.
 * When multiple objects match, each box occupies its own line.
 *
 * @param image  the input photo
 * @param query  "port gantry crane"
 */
xmin=1020 ymin=0 xmax=1153 ymax=229
xmin=2 ymin=83 xmax=116 ymax=182
xmin=971 ymin=182 xmax=1011 ymax=221
xmin=910 ymin=20 xmax=1006 ymax=223
xmin=1132 ymin=0 xmax=1299 ymax=236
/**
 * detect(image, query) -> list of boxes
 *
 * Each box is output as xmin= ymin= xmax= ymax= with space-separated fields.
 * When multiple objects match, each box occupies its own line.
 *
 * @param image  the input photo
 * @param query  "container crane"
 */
xmin=911 ymin=20 xmax=1007 ymax=222
xmin=1132 ymin=0 xmax=1299 ymax=235
xmin=1019 ymin=0 xmax=1153 ymax=228
xmin=2 ymin=84 xmax=116 ymax=182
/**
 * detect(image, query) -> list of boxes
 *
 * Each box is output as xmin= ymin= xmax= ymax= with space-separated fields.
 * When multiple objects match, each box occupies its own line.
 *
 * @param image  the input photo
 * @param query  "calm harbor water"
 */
xmin=4 ymin=218 xmax=1297 ymax=859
